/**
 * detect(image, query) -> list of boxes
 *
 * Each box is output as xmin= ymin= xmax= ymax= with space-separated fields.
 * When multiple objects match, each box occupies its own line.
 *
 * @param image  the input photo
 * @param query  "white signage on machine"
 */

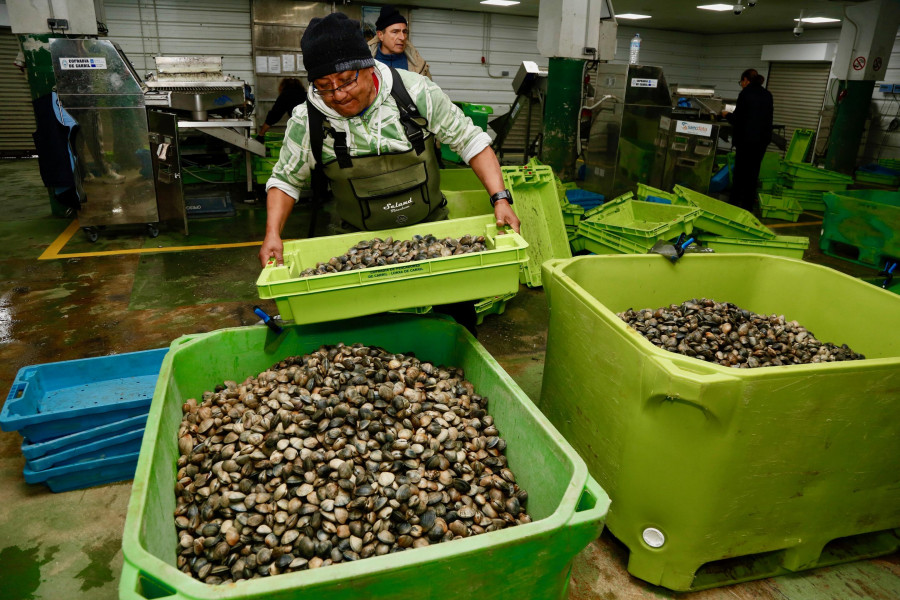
xmin=630 ymin=78 xmax=658 ymax=88
xmin=675 ymin=120 xmax=713 ymax=137
xmin=60 ymin=57 xmax=107 ymax=70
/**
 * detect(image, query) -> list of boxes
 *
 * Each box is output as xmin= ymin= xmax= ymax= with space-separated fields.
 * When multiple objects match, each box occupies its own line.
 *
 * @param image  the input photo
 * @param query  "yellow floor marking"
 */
xmin=39 ymin=219 xmax=266 ymax=260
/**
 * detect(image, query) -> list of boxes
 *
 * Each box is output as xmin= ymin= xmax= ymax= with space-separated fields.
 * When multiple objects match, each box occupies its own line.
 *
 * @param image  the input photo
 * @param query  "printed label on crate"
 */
xmin=59 ymin=57 xmax=107 ymax=70
xmin=364 ymin=263 xmax=427 ymax=281
xmin=675 ymin=121 xmax=713 ymax=137
xmin=630 ymin=78 xmax=658 ymax=88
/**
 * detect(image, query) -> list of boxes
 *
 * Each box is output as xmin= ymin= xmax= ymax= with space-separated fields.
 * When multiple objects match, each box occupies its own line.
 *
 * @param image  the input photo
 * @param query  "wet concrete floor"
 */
xmin=0 ymin=158 xmax=896 ymax=599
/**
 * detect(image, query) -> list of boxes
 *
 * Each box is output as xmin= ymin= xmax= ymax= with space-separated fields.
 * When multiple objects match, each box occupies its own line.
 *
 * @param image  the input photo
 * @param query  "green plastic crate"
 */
xmin=758 ymin=152 xmax=783 ymax=180
xmin=877 ymin=157 xmax=900 ymax=171
xmin=583 ymin=192 xmax=632 ymax=220
xmin=578 ymin=198 xmax=699 ymax=244
xmin=673 ymin=185 xmax=775 ymax=239
xmin=821 ymin=190 xmax=900 ymax=267
xmin=539 ymin=254 xmax=900 ymax=592
xmin=438 ymin=169 xmax=494 ymax=220
xmin=576 ymin=222 xmax=661 ymax=254
xmin=475 ymin=291 xmax=517 ymax=325
xmin=779 ymin=175 xmax=850 ymax=192
xmin=780 ymin=162 xmax=853 ymax=183
xmin=257 ymin=215 xmax=528 ymax=324
xmin=697 ymin=234 xmax=809 ymax=259
xmin=855 ymin=170 xmax=900 ymax=187
xmin=784 ymin=128 xmax=815 ymax=163
xmin=501 ymin=165 xmax=572 ymax=288
xmin=758 ymin=193 xmax=802 ymax=222
xmin=561 ymin=203 xmax=585 ymax=227
xmin=775 ymin=185 xmax=825 ymax=212
xmin=119 ymin=315 xmax=609 ymax=600
xmin=253 ymin=170 xmax=270 ymax=185
xmin=635 ymin=183 xmax=678 ymax=204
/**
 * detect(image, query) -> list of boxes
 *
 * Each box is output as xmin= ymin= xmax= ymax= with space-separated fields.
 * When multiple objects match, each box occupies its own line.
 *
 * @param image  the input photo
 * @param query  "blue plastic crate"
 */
xmin=23 ymin=434 xmax=143 ymax=491
xmin=566 ymin=189 xmax=605 ymax=208
xmin=25 ymin=452 xmax=140 ymax=493
xmin=1 ymin=348 xmax=166 ymax=442
xmin=20 ymin=414 xmax=148 ymax=461
xmin=24 ymin=422 xmax=146 ymax=471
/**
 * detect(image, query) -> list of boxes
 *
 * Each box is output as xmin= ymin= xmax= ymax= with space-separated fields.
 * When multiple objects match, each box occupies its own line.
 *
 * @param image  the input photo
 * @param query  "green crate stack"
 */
xmin=877 ymin=157 xmax=900 ymax=171
xmin=854 ymin=168 xmax=900 ymax=187
xmin=635 ymin=183 xmax=678 ymax=204
xmin=758 ymin=192 xmax=802 ymax=222
xmin=575 ymin=196 xmax=700 ymax=255
xmin=696 ymin=233 xmax=809 ymax=259
xmin=774 ymin=184 xmax=825 ymax=212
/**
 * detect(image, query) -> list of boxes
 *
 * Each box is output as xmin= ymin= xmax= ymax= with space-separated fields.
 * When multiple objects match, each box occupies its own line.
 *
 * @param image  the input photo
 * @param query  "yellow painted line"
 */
xmin=767 ymin=219 xmax=823 ymax=229
xmin=39 ymin=218 xmax=267 ymax=260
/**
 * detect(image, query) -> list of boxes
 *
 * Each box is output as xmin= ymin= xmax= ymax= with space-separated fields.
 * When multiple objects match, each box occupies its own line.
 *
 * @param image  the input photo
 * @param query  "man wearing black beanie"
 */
xmin=367 ymin=5 xmax=431 ymax=79
xmin=260 ymin=12 xmax=517 ymax=268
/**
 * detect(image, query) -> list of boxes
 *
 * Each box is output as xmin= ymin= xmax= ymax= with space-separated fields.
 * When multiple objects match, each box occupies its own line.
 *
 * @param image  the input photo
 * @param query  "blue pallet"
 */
xmin=23 ymin=435 xmax=143 ymax=485
xmin=20 ymin=413 xmax=148 ymax=461
xmin=24 ymin=424 xmax=146 ymax=471
xmin=28 ymin=453 xmax=140 ymax=493
xmin=1 ymin=348 xmax=166 ymax=442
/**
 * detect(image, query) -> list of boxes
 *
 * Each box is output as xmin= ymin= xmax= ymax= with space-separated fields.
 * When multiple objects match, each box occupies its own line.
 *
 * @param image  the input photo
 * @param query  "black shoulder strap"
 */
xmin=307 ymin=98 xmax=352 ymax=172
xmin=306 ymin=100 xmax=331 ymax=201
xmin=388 ymin=66 xmax=428 ymax=155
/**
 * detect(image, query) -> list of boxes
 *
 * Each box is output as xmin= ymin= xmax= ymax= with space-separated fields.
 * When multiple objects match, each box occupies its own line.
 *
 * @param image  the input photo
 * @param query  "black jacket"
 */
xmin=726 ymin=82 xmax=773 ymax=149
xmin=264 ymin=87 xmax=308 ymax=126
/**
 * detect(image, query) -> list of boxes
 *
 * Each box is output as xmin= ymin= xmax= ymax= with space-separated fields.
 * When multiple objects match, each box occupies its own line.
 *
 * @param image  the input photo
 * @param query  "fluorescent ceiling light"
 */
xmin=617 ymin=13 xmax=652 ymax=20
xmin=480 ymin=0 xmax=520 ymax=6
xmin=697 ymin=4 xmax=735 ymax=11
xmin=794 ymin=17 xmax=841 ymax=24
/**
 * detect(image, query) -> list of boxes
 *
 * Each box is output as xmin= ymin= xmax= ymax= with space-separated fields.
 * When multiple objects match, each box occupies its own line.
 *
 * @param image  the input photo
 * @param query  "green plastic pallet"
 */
xmin=502 ymin=165 xmax=572 ymax=288
xmin=758 ymin=193 xmax=802 ymax=222
xmin=821 ymin=190 xmax=900 ymax=268
xmin=120 ymin=314 xmax=609 ymax=600
xmin=697 ymin=233 xmax=809 ymax=259
xmin=257 ymin=215 xmax=528 ymax=323
xmin=673 ymin=185 xmax=775 ymax=239
xmin=539 ymin=254 xmax=900 ymax=591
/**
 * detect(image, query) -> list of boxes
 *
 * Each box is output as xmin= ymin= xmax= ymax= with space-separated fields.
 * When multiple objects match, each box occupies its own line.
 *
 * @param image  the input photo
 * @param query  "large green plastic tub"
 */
xmin=256 ymin=215 xmax=528 ymax=323
xmin=697 ymin=234 xmax=809 ymax=259
xmin=821 ymin=190 xmax=900 ymax=267
xmin=673 ymin=185 xmax=775 ymax=239
xmin=539 ymin=254 xmax=900 ymax=591
xmin=120 ymin=315 xmax=609 ymax=600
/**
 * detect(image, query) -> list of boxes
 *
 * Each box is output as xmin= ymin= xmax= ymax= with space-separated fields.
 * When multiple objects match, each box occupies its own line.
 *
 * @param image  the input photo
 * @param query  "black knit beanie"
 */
xmin=301 ymin=13 xmax=376 ymax=81
xmin=375 ymin=5 xmax=407 ymax=31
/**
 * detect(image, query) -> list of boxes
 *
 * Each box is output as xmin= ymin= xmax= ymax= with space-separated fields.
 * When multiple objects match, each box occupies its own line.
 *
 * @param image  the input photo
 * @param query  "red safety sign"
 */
xmin=873 ymin=56 xmax=883 ymax=72
xmin=852 ymin=56 xmax=866 ymax=71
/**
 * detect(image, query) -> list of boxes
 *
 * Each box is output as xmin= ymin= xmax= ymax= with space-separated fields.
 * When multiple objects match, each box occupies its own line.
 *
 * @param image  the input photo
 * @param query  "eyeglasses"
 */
xmin=312 ymin=71 xmax=360 ymax=97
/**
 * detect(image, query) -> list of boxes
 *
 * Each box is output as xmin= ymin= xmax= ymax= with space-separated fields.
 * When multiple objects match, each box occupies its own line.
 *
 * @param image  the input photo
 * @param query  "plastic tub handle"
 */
xmin=648 ymin=358 xmax=741 ymax=424
xmin=6 ymin=381 xmax=26 ymax=404
xmin=566 ymin=475 xmax=611 ymax=528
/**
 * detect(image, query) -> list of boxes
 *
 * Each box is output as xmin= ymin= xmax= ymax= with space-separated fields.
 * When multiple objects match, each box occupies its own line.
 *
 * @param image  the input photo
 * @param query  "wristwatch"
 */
xmin=490 ymin=189 xmax=514 ymax=207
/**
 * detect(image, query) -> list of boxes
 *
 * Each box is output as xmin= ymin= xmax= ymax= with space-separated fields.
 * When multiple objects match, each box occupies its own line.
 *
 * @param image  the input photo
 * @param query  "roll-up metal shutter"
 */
xmin=765 ymin=61 xmax=830 ymax=156
xmin=0 ymin=29 xmax=37 ymax=155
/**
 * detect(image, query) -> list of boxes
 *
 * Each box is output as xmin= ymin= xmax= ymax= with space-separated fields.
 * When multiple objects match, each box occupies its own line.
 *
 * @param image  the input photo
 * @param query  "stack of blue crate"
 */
xmin=0 ymin=348 xmax=166 ymax=492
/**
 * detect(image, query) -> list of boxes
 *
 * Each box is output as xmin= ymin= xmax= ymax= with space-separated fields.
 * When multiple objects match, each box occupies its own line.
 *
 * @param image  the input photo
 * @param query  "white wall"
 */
xmin=104 ymin=0 xmax=253 ymax=84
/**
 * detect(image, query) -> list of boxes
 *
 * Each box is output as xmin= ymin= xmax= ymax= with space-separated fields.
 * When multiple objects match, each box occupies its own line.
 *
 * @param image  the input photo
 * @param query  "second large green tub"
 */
xmin=539 ymin=254 xmax=900 ymax=591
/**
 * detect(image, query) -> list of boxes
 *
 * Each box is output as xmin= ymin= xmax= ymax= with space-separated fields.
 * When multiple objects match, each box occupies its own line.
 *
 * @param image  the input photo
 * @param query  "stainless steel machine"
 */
xmin=50 ymin=38 xmax=164 ymax=241
xmin=581 ymin=63 xmax=672 ymax=199
xmin=50 ymin=39 xmax=264 ymax=240
xmin=651 ymin=116 xmax=719 ymax=193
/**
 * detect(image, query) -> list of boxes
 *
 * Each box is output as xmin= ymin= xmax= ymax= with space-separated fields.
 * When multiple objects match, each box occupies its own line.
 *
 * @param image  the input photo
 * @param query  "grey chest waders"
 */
xmin=308 ymin=67 xmax=444 ymax=231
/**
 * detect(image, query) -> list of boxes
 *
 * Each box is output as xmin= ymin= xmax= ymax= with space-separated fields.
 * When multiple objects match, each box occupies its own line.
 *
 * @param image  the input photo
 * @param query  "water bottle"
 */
xmin=629 ymin=34 xmax=641 ymax=65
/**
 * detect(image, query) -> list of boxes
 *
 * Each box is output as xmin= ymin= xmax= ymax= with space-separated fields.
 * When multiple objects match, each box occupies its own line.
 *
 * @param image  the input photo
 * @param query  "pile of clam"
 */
xmin=174 ymin=343 xmax=529 ymax=584
xmin=618 ymin=298 xmax=864 ymax=368
xmin=299 ymin=234 xmax=486 ymax=277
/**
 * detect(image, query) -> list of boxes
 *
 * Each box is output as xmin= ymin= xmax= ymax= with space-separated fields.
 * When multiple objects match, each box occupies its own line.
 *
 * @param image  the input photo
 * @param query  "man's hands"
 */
xmin=259 ymin=233 xmax=285 ymax=268
xmin=493 ymin=199 xmax=520 ymax=233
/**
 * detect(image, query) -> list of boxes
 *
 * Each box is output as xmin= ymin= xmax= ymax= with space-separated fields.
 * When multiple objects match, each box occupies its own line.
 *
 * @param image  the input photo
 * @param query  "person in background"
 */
xmin=256 ymin=78 xmax=308 ymax=142
xmin=368 ymin=5 xmax=432 ymax=80
xmin=722 ymin=68 xmax=773 ymax=212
